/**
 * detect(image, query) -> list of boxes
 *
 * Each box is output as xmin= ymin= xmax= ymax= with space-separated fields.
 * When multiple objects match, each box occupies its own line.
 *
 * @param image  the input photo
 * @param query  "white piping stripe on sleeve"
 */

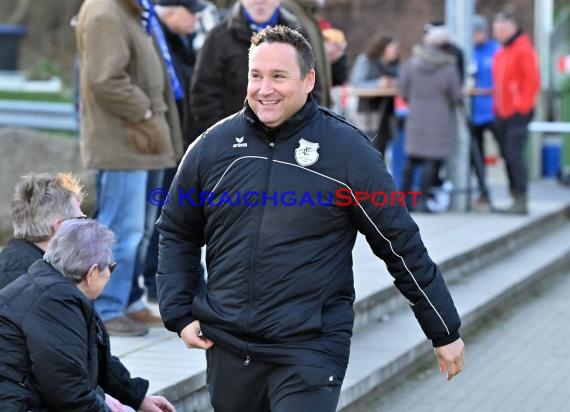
xmin=273 ymin=159 xmax=451 ymax=336
xmin=209 ymin=156 xmax=268 ymax=193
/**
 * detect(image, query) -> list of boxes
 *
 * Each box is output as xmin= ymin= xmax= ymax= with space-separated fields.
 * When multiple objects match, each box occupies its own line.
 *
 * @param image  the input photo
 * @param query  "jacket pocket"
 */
xmin=125 ymin=114 xmax=170 ymax=155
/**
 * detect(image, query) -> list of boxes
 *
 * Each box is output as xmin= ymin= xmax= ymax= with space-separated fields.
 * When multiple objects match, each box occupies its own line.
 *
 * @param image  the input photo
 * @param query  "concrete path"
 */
xmin=348 ymin=270 xmax=570 ymax=412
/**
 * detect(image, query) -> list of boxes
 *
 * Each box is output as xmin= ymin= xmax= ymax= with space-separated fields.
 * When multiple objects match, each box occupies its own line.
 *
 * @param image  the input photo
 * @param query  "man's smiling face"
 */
xmin=247 ymin=41 xmax=315 ymax=129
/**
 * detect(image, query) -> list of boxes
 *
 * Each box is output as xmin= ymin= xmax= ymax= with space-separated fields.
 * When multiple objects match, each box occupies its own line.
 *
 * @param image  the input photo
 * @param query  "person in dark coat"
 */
xmin=0 ymin=172 xmax=151 ymax=335
xmin=157 ymin=25 xmax=464 ymax=412
xmin=131 ymin=0 xmax=210 ymax=306
xmin=0 ymin=219 xmax=175 ymax=412
xmin=155 ymin=0 xmax=210 ymax=148
xmin=281 ymin=0 xmax=349 ymax=106
xmin=189 ymin=0 xmax=305 ymax=133
xmin=0 ymin=172 xmax=85 ymax=290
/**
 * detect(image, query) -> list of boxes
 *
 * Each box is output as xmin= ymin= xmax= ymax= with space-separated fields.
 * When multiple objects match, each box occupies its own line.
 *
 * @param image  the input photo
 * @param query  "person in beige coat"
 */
xmin=76 ymin=0 xmax=184 ymax=336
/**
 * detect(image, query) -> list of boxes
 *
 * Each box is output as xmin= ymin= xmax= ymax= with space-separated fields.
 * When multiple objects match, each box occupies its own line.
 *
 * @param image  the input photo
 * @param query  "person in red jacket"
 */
xmin=492 ymin=11 xmax=540 ymax=214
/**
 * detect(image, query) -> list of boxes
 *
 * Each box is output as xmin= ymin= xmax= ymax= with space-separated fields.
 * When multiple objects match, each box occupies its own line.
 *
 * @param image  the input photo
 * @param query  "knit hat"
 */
xmin=473 ymin=15 xmax=489 ymax=34
xmin=424 ymin=26 xmax=451 ymax=47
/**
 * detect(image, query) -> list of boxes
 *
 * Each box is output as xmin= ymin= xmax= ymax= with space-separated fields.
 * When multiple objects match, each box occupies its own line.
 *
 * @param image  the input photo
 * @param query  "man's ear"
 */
xmin=304 ymin=69 xmax=316 ymax=94
xmin=52 ymin=217 xmax=62 ymax=236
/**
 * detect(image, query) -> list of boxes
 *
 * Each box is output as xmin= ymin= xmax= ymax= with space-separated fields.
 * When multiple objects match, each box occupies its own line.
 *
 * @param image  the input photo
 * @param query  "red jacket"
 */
xmin=492 ymin=32 xmax=540 ymax=119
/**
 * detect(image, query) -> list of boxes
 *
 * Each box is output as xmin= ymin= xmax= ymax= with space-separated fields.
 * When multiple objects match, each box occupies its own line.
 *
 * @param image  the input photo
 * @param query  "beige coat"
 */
xmin=76 ymin=0 xmax=183 ymax=170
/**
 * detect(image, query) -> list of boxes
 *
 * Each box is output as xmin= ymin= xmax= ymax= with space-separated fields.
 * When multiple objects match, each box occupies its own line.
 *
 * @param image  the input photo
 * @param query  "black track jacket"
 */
xmin=157 ymin=96 xmax=461 ymax=378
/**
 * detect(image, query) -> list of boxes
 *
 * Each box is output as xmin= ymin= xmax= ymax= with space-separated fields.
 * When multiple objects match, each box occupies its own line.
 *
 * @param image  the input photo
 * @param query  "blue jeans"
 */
xmin=94 ymin=170 xmax=148 ymax=321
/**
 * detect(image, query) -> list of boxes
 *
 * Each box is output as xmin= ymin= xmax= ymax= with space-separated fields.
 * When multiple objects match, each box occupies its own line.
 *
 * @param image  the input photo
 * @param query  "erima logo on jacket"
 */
xmin=233 ymin=136 xmax=247 ymax=148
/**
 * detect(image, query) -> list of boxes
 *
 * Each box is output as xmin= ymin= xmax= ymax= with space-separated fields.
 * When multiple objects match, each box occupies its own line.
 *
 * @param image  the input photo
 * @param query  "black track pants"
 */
xmin=206 ymin=345 xmax=342 ymax=412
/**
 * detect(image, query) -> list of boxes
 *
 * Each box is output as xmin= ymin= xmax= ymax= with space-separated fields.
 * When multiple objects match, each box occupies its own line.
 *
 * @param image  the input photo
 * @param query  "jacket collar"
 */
xmin=6 ymin=238 xmax=45 ymax=259
xmin=27 ymin=259 xmax=94 ymax=307
xmin=243 ymin=94 xmax=319 ymax=141
xmin=226 ymin=3 xmax=254 ymax=42
xmin=503 ymin=28 xmax=523 ymax=47
xmin=412 ymin=44 xmax=455 ymax=67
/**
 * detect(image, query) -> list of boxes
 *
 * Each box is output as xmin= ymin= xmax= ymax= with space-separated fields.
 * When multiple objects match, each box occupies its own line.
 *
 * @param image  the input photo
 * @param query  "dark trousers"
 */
xmin=373 ymin=100 xmax=395 ymax=157
xmin=129 ymin=168 xmax=176 ymax=303
xmin=206 ymin=345 xmax=342 ymax=412
xmin=374 ymin=113 xmax=394 ymax=156
xmin=494 ymin=112 xmax=533 ymax=195
xmin=469 ymin=121 xmax=499 ymax=199
xmin=402 ymin=157 xmax=444 ymax=210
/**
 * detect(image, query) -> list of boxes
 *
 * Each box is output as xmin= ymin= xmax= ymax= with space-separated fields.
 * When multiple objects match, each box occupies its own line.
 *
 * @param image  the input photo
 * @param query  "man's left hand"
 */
xmin=139 ymin=395 xmax=176 ymax=412
xmin=434 ymin=337 xmax=465 ymax=381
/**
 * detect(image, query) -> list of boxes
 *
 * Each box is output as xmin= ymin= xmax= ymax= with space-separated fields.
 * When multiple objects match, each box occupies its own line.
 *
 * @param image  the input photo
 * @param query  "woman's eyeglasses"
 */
xmin=108 ymin=262 xmax=117 ymax=274
xmin=61 ymin=215 xmax=88 ymax=222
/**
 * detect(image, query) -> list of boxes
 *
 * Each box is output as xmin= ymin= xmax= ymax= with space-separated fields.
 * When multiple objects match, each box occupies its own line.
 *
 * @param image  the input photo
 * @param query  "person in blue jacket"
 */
xmin=467 ymin=15 xmax=501 ymax=210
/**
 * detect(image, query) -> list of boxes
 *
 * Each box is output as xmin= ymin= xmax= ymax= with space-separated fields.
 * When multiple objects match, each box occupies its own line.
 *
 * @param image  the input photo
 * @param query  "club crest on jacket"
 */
xmin=295 ymin=138 xmax=320 ymax=167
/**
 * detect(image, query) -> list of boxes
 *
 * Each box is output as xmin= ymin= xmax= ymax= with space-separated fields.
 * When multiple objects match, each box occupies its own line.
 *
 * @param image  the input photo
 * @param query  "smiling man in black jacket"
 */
xmin=157 ymin=25 xmax=464 ymax=412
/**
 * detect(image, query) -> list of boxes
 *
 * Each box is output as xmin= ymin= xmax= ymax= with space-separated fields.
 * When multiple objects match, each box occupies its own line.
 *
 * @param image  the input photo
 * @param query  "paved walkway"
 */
xmin=349 ymin=270 xmax=570 ymax=412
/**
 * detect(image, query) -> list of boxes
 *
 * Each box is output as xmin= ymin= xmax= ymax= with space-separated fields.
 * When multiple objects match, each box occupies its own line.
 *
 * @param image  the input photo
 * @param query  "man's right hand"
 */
xmin=180 ymin=320 xmax=215 ymax=350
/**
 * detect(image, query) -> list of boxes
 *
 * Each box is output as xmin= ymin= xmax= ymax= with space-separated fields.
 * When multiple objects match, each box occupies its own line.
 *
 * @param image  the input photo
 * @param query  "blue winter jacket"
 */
xmin=471 ymin=39 xmax=500 ymax=125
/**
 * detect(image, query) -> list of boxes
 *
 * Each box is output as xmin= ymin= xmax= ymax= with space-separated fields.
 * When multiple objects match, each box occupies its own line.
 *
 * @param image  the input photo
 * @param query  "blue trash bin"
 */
xmin=0 ymin=24 xmax=27 ymax=71
xmin=542 ymin=136 xmax=562 ymax=177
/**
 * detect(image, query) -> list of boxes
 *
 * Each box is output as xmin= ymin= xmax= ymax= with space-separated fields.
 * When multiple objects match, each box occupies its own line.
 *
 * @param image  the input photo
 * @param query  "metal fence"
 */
xmin=0 ymin=99 xmax=78 ymax=132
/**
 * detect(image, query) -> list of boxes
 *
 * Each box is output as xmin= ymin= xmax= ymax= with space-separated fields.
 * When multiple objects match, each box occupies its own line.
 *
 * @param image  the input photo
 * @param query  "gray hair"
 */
xmin=43 ymin=219 xmax=115 ymax=283
xmin=11 ymin=172 xmax=85 ymax=243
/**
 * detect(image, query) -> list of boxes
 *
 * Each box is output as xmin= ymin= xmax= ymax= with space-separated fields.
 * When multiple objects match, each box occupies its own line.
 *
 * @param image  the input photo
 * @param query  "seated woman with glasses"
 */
xmin=0 ymin=219 xmax=175 ymax=412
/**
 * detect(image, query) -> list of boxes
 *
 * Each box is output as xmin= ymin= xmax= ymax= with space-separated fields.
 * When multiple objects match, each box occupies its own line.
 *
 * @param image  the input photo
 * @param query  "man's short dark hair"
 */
xmin=494 ymin=11 xmax=517 ymax=24
xmin=494 ymin=4 xmax=519 ymax=25
xmin=249 ymin=25 xmax=315 ymax=78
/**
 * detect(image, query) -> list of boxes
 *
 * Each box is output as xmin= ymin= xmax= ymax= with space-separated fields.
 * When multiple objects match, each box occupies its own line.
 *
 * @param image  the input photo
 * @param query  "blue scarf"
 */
xmin=243 ymin=7 xmax=280 ymax=33
xmin=138 ymin=0 xmax=184 ymax=100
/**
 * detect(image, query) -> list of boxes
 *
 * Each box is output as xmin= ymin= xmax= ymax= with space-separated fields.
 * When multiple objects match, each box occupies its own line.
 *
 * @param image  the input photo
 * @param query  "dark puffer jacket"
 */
xmin=0 ymin=238 xmax=44 ymax=289
xmin=190 ymin=2 xmax=303 ymax=132
xmin=0 ymin=260 xmax=148 ymax=411
xmin=157 ymin=96 xmax=461 ymax=379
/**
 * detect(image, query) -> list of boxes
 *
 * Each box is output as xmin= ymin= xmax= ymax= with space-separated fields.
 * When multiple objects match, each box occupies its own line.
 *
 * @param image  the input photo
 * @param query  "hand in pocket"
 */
xmin=126 ymin=115 xmax=168 ymax=155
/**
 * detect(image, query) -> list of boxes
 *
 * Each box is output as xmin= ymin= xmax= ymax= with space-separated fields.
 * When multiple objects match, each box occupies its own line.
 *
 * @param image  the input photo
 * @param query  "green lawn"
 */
xmin=0 ymin=90 xmax=73 ymax=103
